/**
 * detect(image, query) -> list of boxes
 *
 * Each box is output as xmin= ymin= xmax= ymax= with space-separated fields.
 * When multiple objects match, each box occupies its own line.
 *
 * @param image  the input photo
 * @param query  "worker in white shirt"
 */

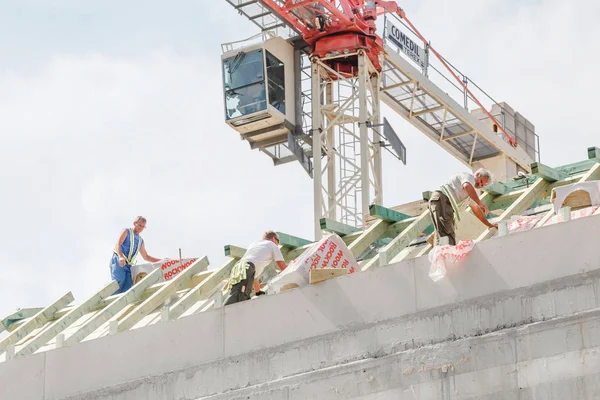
xmin=224 ymin=231 xmax=288 ymax=306
xmin=429 ymin=168 xmax=498 ymax=246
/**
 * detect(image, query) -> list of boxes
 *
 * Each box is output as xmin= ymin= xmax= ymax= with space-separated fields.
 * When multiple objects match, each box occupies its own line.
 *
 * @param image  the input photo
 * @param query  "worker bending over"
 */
xmin=429 ymin=169 xmax=498 ymax=246
xmin=224 ymin=231 xmax=288 ymax=306
xmin=110 ymin=216 xmax=162 ymax=294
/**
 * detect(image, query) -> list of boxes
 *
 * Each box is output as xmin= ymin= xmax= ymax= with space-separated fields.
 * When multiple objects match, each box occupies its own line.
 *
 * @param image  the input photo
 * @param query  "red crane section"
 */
xmin=260 ymin=0 xmax=402 ymax=73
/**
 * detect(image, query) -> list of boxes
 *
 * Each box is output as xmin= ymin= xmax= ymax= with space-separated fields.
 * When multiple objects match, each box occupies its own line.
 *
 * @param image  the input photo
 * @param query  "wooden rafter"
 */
xmin=117 ymin=257 xmax=209 ymax=332
xmin=362 ymin=210 xmax=432 ymax=270
xmin=64 ymin=269 xmax=164 ymax=346
xmin=17 ymin=281 xmax=118 ymax=356
xmin=477 ymin=177 xmax=550 ymax=242
xmin=169 ymin=257 xmax=238 ymax=320
xmin=0 ymin=292 xmax=73 ymax=356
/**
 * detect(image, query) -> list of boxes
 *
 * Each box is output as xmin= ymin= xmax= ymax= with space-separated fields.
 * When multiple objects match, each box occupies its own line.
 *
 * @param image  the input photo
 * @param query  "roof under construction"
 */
xmin=1 ymin=146 xmax=599 ymax=363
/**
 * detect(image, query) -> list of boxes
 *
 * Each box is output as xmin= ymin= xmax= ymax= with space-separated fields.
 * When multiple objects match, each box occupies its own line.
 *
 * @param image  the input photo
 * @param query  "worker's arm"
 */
xmin=469 ymin=204 xmax=497 ymax=229
xmin=276 ymin=260 xmax=288 ymax=271
xmin=463 ymin=182 xmax=489 ymax=215
xmin=115 ymin=230 xmax=128 ymax=266
xmin=139 ymin=242 xmax=161 ymax=263
xmin=254 ymin=261 xmax=287 ymax=295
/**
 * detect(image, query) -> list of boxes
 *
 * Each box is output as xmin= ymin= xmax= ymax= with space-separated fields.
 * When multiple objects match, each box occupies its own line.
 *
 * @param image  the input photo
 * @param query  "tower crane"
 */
xmin=221 ymin=0 xmax=539 ymax=239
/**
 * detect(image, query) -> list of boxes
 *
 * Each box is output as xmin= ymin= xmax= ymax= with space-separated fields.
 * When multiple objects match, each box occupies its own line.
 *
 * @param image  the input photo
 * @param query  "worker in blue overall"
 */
xmin=110 ymin=216 xmax=162 ymax=294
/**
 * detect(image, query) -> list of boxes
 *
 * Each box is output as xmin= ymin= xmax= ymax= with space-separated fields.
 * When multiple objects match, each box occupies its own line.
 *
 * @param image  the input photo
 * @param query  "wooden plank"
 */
xmin=481 ymin=181 xmax=510 ymax=196
xmin=369 ymin=204 xmax=411 ymax=222
xmin=276 ymin=232 xmax=312 ymax=248
xmin=491 ymin=174 xmax=585 ymax=212
xmin=169 ymin=258 xmax=238 ymax=320
xmin=384 ymin=216 xmax=417 ymax=237
xmin=320 ymin=218 xmax=359 ymax=236
xmin=117 ymin=256 xmax=209 ymax=332
xmin=536 ymin=163 xmax=600 ymax=228
xmin=560 ymin=190 xmax=593 ymax=210
xmin=285 ymin=243 xmax=314 ymax=260
xmin=64 ymin=269 xmax=164 ymax=346
xmin=341 ymin=230 xmax=363 ymax=245
xmin=558 ymin=159 xmax=599 ymax=177
xmin=0 ymin=292 xmax=74 ymax=355
xmin=531 ymin=162 xmax=567 ymax=182
xmin=224 ymin=245 xmax=246 ymax=258
xmin=17 ymin=281 xmax=119 ymax=356
xmin=477 ymin=177 xmax=550 ymax=242
xmin=138 ymin=270 xmax=214 ymax=302
xmin=348 ymin=219 xmax=390 ymax=258
xmin=0 ymin=308 xmax=43 ymax=334
xmin=362 ymin=210 xmax=432 ymax=270
xmin=189 ymin=270 xmax=214 ymax=287
xmin=309 ymin=268 xmax=348 ymax=284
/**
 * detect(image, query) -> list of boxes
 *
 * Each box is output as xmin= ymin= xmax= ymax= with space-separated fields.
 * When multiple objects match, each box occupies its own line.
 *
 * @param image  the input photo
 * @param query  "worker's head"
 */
xmin=263 ymin=230 xmax=280 ymax=245
xmin=474 ymin=168 xmax=493 ymax=188
xmin=133 ymin=216 xmax=147 ymax=234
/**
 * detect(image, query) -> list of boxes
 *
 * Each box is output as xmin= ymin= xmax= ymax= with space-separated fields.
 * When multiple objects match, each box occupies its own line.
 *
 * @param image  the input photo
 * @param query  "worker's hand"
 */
xmin=479 ymin=204 xmax=489 ymax=215
xmin=488 ymin=222 xmax=498 ymax=229
xmin=119 ymin=257 xmax=126 ymax=267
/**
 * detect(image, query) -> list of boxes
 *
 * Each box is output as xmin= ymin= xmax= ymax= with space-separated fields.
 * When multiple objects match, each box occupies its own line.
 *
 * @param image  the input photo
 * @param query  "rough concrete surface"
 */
xmin=1 ymin=215 xmax=600 ymax=400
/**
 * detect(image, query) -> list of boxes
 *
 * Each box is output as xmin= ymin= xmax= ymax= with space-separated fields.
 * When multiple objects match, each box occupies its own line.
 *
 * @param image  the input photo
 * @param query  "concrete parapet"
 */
xmin=1 ymin=215 xmax=599 ymax=400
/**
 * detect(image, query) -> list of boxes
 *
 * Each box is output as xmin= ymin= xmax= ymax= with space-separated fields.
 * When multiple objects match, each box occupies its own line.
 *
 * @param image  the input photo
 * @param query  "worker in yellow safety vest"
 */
xmin=428 ymin=169 xmax=498 ymax=246
xmin=110 ymin=216 xmax=162 ymax=294
xmin=224 ymin=231 xmax=288 ymax=306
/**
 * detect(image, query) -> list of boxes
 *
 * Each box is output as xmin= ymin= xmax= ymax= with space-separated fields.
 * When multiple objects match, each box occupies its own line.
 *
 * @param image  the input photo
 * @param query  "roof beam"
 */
xmin=362 ymin=210 xmax=432 ymax=270
xmin=276 ymin=232 xmax=312 ymax=248
xmin=169 ymin=257 xmax=238 ymax=320
xmin=0 ymin=308 xmax=43 ymax=334
xmin=320 ymin=218 xmax=360 ymax=236
xmin=481 ymin=181 xmax=510 ymax=196
xmin=64 ymin=269 xmax=163 ymax=346
xmin=17 ymin=281 xmax=118 ymax=357
xmin=0 ymin=292 xmax=73 ymax=356
xmin=117 ymin=256 xmax=209 ymax=332
xmin=477 ymin=177 xmax=550 ymax=241
xmin=347 ymin=219 xmax=390 ymax=258
xmin=224 ymin=245 xmax=246 ymax=259
xmin=369 ymin=205 xmax=411 ymax=222
xmin=531 ymin=162 xmax=567 ymax=182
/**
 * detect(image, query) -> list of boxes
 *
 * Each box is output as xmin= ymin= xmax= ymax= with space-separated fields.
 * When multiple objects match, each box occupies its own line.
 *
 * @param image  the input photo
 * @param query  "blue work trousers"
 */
xmin=110 ymin=254 xmax=132 ymax=294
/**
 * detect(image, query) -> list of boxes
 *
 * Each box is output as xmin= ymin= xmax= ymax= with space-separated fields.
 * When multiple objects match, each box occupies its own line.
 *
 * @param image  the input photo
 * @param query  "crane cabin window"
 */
xmin=265 ymin=51 xmax=285 ymax=114
xmin=223 ymin=49 xmax=267 ymax=120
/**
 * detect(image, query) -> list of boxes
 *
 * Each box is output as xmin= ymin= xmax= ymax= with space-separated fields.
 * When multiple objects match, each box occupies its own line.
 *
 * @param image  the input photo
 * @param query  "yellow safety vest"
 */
xmin=113 ymin=229 xmax=142 ymax=266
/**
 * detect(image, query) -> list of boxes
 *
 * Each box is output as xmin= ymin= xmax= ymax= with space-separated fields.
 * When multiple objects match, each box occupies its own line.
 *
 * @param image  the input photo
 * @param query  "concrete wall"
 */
xmin=2 ymin=215 xmax=600 ymax=400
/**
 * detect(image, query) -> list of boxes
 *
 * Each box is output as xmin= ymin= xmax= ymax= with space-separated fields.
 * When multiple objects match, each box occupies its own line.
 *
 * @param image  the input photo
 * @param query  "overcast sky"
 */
xmin=0 ymin=0 xmax=598 ymax=318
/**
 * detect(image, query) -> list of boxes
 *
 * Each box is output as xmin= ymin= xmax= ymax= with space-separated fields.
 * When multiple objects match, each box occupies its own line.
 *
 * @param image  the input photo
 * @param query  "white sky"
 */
xmin=0 ymin=0 xmax=598 ymax=318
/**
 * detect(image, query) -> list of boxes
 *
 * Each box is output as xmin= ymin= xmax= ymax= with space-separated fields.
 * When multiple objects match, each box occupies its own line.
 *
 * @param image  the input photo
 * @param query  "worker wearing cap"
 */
xmin=429 ymin=168 xmax=498 ymax=246
xmin=110 ymin=216 xmax=162 ymax=294
xmin=224 ymin=231 xmax=288 ymax=306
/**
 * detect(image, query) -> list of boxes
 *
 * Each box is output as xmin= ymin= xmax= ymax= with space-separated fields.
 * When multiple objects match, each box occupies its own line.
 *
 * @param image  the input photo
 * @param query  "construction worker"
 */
xmin=224 ymin=231 xmax=288 ymax=306
xmin=110 ymin=216 xmax=162 ymax=294
xmin=429 ymin=168 xmax=498 ymax=246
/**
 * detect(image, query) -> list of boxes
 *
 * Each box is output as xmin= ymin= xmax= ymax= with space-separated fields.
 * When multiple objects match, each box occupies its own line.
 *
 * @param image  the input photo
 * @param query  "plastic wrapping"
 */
xmin=428 ymin=240 xmax=475 ymax=282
